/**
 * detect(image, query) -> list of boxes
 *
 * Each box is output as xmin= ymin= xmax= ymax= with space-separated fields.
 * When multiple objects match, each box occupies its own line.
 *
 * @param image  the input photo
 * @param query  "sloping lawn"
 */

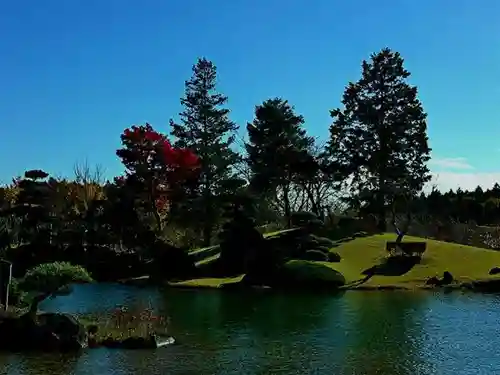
xmin=176 ymin=232 xmax=500 ymax=290
xmin=331 ymin=233 xmax=500 ymax=288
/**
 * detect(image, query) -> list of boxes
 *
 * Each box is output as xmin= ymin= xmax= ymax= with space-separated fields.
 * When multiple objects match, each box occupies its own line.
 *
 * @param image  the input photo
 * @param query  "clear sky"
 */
xmin=1 ymin=0 xmax=499 ymax=191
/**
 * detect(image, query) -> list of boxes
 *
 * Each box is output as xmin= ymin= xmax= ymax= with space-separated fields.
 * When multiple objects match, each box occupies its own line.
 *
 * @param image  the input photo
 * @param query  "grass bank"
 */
xmin=0 ymin=307 xmax=169 ymax=341
xmin=172 ymin=233 xmax=500 ymax=291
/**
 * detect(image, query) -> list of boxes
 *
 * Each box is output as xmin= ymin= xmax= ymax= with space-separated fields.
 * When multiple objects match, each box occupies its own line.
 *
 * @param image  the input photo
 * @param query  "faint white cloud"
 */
xmin=429 ymin=157 xmax=473 ymax=170
xmin=426 ymin=172 xmax=500 ymax=192
xmin=425 ymin=155 xmax=500 ymax=191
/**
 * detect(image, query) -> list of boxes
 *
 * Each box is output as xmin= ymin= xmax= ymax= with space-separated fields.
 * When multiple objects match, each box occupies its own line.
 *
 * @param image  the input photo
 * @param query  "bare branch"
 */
xmin=73 ymin=159 xmax=105 ymax=185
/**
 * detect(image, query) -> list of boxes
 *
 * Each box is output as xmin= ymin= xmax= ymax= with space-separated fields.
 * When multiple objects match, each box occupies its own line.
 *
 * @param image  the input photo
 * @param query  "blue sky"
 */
xmin=1 ymin=0 xmax=499 ymax=191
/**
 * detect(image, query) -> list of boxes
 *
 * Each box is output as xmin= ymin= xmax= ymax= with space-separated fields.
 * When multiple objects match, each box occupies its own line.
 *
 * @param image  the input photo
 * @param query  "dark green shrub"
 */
xmin=309 ymin=235 xmax=336 ymax=247
xmin=315 ymin=245 xmax=331 ymax=253
xmin=290 ymin=211 xmax=323 ymax=231
xmin=327 ymin=252 xmax=341 ymax=263
xmin=19 ymin=262 xmax=93 ymax=294
xmin=7 ymin=278 xmax=28 ymax=307
xmin=278 ymin=260 xmax=346 ymax=288
xmin=149 ymin=240 xmax=196 ymax=280
xmin=217 ymin=193 xmax=265 ymax=276
xmin=265 ymin=227 xmax=308 ymax=259
xmin=303 ymin=250 xmax=329 ymax=261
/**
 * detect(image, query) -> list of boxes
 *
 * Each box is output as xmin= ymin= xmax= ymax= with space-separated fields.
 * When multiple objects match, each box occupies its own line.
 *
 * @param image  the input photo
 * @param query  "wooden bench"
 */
xmin=386 ymin=242 xmax=427 ymax=257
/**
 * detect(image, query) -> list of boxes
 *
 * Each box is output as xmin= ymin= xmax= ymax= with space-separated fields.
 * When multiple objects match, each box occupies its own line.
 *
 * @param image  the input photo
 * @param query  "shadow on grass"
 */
xmin=362 ymin=255 xmax=422 ymax=277
xmin=341 ymin=255 xmax=423 ymax=289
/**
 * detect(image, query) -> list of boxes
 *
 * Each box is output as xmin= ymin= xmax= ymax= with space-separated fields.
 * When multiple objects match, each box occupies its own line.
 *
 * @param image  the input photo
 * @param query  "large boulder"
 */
xmin=489 ymin=267 xmax=500 ymax=275
xmin=37 ymin=313 xmax=88 ymax=350
xmin=0 ymin=312 xmax=87 ymax=352
xmin=425 ymin=271 xmax=454 ymax=287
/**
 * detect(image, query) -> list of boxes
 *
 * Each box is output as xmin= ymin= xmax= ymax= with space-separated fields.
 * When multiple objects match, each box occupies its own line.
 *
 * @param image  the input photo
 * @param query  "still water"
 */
xmin=1 ymin=284 xmax=499 ymax=375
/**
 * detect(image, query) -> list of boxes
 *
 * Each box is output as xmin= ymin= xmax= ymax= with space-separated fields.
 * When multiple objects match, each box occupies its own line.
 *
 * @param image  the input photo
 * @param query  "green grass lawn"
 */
xmin=169 ymin=275 xmax=245 ymax=289
xmin=174 ymin=232 xmax=500 ymax=290
xmin=333 ymin=233 xmax=500 ymax=288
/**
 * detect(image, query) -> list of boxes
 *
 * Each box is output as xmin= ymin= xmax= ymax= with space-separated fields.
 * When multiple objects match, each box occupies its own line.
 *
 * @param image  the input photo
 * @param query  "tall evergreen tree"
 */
xmin=170 ymin=58 xmax=242 ymax=246
xmin=327 ymin=48 xmax=431 ymax=231
xmin=246 ymin=98 xmax=314 ymax=227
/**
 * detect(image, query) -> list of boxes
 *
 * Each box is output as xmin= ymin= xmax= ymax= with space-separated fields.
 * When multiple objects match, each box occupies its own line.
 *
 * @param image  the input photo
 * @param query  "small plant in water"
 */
xmin=83 ymin=307 xmax=170 ymax=340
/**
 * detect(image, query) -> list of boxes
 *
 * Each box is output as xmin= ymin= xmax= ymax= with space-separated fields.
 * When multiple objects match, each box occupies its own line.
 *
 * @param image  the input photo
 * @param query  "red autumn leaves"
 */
xmin=116 ymin=123 xmax=199 ymax=217
xmin=119 ymin=124 xmax=199 ymax=171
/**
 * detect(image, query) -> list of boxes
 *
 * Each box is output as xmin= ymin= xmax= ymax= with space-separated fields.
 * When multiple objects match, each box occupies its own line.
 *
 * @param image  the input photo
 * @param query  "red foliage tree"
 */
xmin=116 ymin=123 xmax=199 ymax=233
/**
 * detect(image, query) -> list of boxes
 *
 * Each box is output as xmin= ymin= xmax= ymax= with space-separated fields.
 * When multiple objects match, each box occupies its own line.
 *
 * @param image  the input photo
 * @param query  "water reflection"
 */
xmin=419 ymin=293 xmax=500 ymax=375
xmin=0 ymin=285 xmax=498 ymax=374
xmin=40 ymin=283 xmax=162 ymax=315
xmin=4 ymin=352 xmax=79 ymax=375
xmin=341 ymin=291 xmax=430 ymax=375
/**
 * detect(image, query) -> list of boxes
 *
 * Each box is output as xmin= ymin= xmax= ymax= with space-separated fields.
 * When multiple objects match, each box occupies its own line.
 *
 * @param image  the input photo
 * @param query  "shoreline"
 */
xmin=164 ymin=277 xmax=500 ymax=294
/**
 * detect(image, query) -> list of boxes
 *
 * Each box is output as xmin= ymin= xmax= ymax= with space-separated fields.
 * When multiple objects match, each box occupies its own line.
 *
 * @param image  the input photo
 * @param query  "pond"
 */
xmin=1 ymin=284 xmax=499 ymax=375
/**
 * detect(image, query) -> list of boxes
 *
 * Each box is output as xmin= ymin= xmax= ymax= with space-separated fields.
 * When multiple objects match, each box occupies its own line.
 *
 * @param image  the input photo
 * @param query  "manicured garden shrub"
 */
xmin=7 ymin=278 xmax=27 ymax=307
xmin=303 ymin=250 xmax=329 ymax=261
xmin=18 ymin=262 xmax=93 ymax=293
xmin=327 ymin=252 xmax=341 ymax=263
xmin=314 ymin=245 xmax=331 ymax=253
xmin=308 ymin=235 xmax=336 ymax=248
xmin=217 ymin=193 xmax=265 ymax=276
xmin=277 ymin=260 xmax=346 ymax=289
xmin=290 ymin=211 xmax=323 ymax=231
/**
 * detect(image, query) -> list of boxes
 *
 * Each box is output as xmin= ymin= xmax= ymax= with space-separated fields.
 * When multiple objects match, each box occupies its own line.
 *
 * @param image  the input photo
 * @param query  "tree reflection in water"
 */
xmin=341 ymin=291 xmax=429 ymax=375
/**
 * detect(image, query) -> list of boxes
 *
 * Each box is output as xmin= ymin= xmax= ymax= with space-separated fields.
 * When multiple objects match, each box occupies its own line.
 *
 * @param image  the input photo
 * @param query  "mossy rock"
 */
xmin=303 ymin=250 xmax=329 ymax=261
xmin=489 ymin=267 xmax=500 ymax=275
xmin=327 ymin=252 xmax=341 ymax=263
xmin=276 ymin=260 xmax=346 ymax=290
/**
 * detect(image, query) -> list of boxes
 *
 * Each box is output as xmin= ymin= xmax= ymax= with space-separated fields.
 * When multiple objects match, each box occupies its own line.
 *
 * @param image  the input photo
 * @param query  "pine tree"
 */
xmin=13 ymin=170 xmax=54 ymax=245
xmin=170 ymin=58 xmax=242 ymax=246
xmin=327 ymin=48 xmax=431 ymax=231
xmin=246 ymin=98 xmax=314 ymax=227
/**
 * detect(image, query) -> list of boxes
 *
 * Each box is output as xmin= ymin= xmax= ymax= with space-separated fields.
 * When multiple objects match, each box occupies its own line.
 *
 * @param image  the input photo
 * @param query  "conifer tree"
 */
xmin=170 ymin=58 xmax=242 ymax=245
xmin=246 ymin=98 xmax=314 ymax=227
xmin=327 ymin=48 xmax=431 ymax=231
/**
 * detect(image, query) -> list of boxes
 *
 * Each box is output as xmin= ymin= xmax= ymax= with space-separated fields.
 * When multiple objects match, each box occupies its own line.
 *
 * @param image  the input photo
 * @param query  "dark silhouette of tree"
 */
xmin=170 ymin=58 xmax=242 ymax=246
xmin=327 ymin=48 xmax=431 ymax=231
xmin=12 ymin=170 xmax=54 ymax=246
xmin=246 ymin=98 xmax=314 ymax=227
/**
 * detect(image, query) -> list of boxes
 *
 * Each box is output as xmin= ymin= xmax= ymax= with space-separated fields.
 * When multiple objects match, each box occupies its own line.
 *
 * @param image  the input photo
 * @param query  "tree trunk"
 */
xmin=376 ymin=191 xmax=387 ymax=232
xmin=152 ymin=203 xmax=163 ymax=234
xmin=202 ymin=219 xmax=212 ymax=247
xmin=148 ymin=178 xmax=163 ymax=235
xmin=303 ymin=184 xmax=320 ymax=217
xmin=25 ymin=291 xmax=53 ymax=319
xmin=283 ymin=184 xmax=291 ymax=229
xmin=202 ymin=192 xmax=213 ymax=247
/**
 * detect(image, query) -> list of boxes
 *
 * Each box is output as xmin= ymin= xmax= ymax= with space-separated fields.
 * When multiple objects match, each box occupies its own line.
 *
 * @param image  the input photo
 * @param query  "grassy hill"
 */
xmin=333 ymin=233 xmax=500 ymax=288
xmin=176 ymin=232 xmax=500 ymax=290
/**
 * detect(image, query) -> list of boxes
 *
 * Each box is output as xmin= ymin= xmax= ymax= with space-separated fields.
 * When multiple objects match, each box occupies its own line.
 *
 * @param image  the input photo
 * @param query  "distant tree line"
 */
xmin=411 ymin=185 xmax=500 ymax=226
